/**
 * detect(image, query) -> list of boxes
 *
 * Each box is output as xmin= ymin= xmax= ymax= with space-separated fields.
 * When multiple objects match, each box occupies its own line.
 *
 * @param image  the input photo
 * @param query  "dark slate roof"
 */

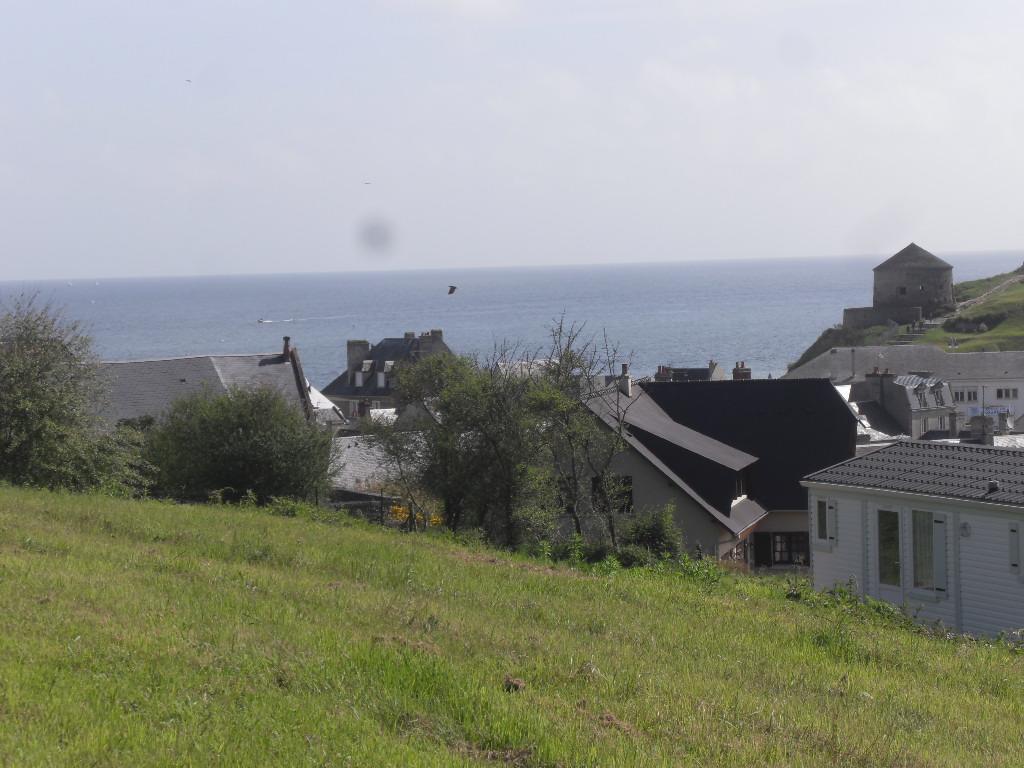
xmin=98 ymin=353 xmax=307 ymax=425
xmin=322 ymin=333 xmax=452 ymax=398
xmin=784 ymin=345 xmax=1024 ymax=384
xmin=804 ymin=440 xmax=1024 ymax=507
xmin=641 ymin=379 xmax=858 ymax=511
xmin=874 ymin=243 xmax=953 ymax=272
xmin=586 ymin=386 xmax=766 ymax=536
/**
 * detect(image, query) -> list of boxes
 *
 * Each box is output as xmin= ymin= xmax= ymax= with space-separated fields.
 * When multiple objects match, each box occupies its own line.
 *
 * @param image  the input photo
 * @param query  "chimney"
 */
xmin=948 ymin=411 xmax=958 ymax=438
xmin=429 ymin=329 xmax=443 ymax=339
xmin=619 ymin=363 xmax=632 ymax=397
xmin=404 ymin=331 xmax=415 ymax=340
xmin=732 ymin=361 xmax=751 ymax=380
xmin=347 ymin=340 xmax=371 ymax=374
xmin=282 ymin=336 xmax=291 ymax=357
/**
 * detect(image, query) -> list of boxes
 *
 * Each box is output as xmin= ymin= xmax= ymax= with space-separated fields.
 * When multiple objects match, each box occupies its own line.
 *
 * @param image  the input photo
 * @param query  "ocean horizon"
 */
xmin=3 ymin=251 xmax=1022 ymax=388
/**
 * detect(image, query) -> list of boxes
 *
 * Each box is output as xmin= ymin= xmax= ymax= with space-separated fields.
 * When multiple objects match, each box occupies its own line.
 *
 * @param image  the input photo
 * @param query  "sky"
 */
xmin=2 ymin=0 xmax=1024 ymax=280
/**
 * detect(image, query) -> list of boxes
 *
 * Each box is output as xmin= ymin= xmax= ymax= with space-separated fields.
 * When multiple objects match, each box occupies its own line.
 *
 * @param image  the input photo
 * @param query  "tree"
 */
xmin=370 ymin=320 xmax=636 ymax=548
xmin=533 ymin=318 xmax=635 ymax=546
xmin=0 ymin=294 xmax=145 ymax=491
xmin=144 ymin=386 xmax=333 ymax=503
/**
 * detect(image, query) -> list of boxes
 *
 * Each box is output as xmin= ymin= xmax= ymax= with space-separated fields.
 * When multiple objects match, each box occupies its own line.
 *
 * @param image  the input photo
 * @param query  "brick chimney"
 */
xmin=347 ymin=340 xmax=371 ymax=382
xmin=732 ymin=361 xmax=751 ymax=380
xmin=619 ymin=363 xmax=632 ymax=397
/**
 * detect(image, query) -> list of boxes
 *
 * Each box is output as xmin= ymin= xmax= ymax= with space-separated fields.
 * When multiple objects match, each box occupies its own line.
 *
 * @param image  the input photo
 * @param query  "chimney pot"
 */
xmin=621 ymin=363 xmax=629 ymax=376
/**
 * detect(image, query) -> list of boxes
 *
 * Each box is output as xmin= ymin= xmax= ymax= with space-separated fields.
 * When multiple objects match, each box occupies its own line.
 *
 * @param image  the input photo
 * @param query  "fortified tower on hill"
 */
xmin=843 ymin=243 xmax=954 ymax=329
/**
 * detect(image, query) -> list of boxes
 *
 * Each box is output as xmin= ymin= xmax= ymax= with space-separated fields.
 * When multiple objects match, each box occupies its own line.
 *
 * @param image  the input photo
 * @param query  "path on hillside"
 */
xmin=956 ymin=273 xmax=1024 ymax=312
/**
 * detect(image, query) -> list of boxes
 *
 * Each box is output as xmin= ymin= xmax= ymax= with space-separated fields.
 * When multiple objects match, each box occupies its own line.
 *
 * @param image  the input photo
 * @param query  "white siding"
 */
xmin=959 ymin=511 xmax=1024 ymax=636
xmin=809 ymin=484 xmax=1024 ymax=636
xmin=810 ymin=493 xmax=864 ymax=593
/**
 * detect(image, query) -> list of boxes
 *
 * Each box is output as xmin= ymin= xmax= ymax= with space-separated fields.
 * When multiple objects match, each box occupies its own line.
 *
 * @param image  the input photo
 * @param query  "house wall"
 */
xmin=810 ymin=487 xmax=1024 ymax=636
xmin=949 ymin=379 xmax=1024 ymax=426
xmin=606 ymin=447 xmax=725 ymax=556
xmin=843 ymin=306 xmax=921 ymax=329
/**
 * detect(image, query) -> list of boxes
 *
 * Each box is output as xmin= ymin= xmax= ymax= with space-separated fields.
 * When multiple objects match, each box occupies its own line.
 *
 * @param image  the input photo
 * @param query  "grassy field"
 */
xmin=915 ymin=278 xmax=1024 ymax=352
xmin=1 ymin=487 xmax=1023 ymax=766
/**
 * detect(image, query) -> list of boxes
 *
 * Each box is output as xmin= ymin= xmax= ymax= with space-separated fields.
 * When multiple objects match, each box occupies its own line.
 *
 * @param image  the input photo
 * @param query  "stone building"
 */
xmin=321 ymin=329 xmax=451 ymax=419
xmin=843 ymin=243 xmax=954 ymax=329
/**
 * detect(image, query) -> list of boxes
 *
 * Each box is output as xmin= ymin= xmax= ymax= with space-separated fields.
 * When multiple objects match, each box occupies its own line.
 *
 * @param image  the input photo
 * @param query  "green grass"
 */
xmin=952 ymin=271 xmax=1017 ymax=303
xmin=789 ymin=324 xmax=892 ymax=370
xmin=2 ymin=487 xmax=1023 ymax=766
xmin=917 ymin=280 xmax=1024 ymax=352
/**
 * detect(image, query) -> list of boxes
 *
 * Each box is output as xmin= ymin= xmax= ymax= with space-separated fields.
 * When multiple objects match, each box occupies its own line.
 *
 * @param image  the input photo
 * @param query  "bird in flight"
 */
xmin=447 ymin=285 xmax=457 ymax=295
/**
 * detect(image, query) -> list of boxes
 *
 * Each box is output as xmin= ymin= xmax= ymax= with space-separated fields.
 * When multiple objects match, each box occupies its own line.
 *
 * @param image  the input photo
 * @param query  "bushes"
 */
xmin=621 ymin=508 xmax=682 ymax=558
xmin=0 ymin=295 xmax=148 ymax=494
xmin=144 ymin=387 xmax=333 ymax=503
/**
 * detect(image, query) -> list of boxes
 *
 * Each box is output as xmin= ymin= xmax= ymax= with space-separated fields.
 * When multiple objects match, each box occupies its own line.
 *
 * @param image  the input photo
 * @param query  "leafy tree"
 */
xmin=0 ymin=294 xmax=147 ymax=492
xmin=370 ymin=321 xmax=636 ymax=548
xmin=145 ymin=386 xmax=333 ymax=503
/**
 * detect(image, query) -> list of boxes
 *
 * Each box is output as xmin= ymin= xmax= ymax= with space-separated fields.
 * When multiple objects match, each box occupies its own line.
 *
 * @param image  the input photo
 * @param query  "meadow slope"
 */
xmin=0 ymin=487 xmax=1022 ymax=766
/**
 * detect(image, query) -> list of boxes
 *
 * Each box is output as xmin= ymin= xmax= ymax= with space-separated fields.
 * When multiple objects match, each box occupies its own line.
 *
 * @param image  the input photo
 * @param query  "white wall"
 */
xmin=810 ymin=486 xmax=1024 ymax=636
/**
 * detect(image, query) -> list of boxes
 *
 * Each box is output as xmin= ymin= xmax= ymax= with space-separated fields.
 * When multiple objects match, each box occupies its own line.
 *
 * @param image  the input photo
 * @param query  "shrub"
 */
xmin=0 ymin=295 xmax=147 ymax=494
xmin=144 ymin=386 xmax=333 ymax=504
xmin=621 ymin=508 xmax=682 ymax=558
xmin=616 ymin=544 xmax=659 ymax=569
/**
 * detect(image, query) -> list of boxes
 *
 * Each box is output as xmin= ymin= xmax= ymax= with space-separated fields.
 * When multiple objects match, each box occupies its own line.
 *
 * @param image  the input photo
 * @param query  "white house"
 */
xmin=785 ymin=346 xmax=1024 ymax=431
xmin=803 ymin=441 xmax=1024 ymax=636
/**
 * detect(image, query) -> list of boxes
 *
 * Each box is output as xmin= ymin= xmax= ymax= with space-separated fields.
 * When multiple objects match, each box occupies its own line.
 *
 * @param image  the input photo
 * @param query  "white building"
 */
xmin=785 ymin=346 xmax=1024 ymax=431
xmin=804 ymin=441 xmax=1024 ymax=636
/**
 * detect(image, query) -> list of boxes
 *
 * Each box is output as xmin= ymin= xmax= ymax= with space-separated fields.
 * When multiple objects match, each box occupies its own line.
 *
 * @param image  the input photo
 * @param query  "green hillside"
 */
xmin=791 ymin=268 xmax=1024 ymax=369
xmin=1 ymin=487 xmax=1022 ymax=766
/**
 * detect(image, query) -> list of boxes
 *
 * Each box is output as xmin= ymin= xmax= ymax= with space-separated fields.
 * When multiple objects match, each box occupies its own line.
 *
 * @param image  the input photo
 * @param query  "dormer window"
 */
xmin=917 ymin=391 xmax=928 ymax=408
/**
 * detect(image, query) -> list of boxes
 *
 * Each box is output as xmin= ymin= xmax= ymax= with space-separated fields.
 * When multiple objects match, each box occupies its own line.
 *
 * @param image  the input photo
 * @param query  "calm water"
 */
xmin=3 ymin=253 xmax=1022 ymax=387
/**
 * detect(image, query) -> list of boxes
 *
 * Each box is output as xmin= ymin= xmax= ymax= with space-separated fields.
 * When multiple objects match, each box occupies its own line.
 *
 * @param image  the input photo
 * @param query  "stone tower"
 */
xmin=872 ymin=242 xmax=954 ymax=316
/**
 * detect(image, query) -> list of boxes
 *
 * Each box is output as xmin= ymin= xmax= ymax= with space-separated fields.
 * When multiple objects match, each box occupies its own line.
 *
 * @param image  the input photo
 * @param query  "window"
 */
xmin=997 ymin=388 xmax=1019 ymax=400
xmin=816 ymin=500 xmax=828 ymax=541
xmin=953 ymin=390 xmax=965 ymax=402
xmin=878 ymin=510 xmax=901 ymax=586
xmin=934 ymin=389 xmax=944 ymax=406
xmin=916 ymin=392 xmax=928 ymax=408
xmin=912 ymin=510 xmax=947 ymax=592
xmin=772 ymin=533 xmax=809 ymax=566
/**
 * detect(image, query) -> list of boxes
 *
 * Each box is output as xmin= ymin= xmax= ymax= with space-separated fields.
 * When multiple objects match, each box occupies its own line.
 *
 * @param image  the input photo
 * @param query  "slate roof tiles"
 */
xmin=805 ymin=440 xmax=1024 ymax=507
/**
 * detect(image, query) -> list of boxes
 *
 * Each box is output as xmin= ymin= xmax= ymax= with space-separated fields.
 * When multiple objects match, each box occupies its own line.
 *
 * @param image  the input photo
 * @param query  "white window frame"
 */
xmin=909 ymin=509 xmax=947 ymax=600
xmin=812 ymin=497 xmax=837 ymax=552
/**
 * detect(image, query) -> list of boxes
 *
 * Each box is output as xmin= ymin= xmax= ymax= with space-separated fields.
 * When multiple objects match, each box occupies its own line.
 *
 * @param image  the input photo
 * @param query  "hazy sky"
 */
xmin=3 ymin=1 xmax=1024 ymax=280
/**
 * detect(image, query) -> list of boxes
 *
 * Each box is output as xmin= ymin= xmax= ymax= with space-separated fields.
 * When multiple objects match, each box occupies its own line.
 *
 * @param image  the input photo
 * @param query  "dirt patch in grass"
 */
xmin=598 ymin=711 xmax=636 ymax=736
xmin=454 ymin=743 xmax=535 ymax=765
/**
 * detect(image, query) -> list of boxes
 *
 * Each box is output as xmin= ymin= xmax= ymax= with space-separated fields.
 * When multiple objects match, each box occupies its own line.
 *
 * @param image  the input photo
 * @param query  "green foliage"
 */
xmin=789 ymin=323 xmax=893 ymax=371
xmin=621 ymin=507 xmax=682 ymax=558
xmin=0 ymin=295 xmax=147 ymax=494
xmin=2 ymin=485 xmax=1024 ymax=766
xmin=144 ymin=386 xmax=333 ymax=503
xmin=615 ymin=543 xmax=659 ymax=568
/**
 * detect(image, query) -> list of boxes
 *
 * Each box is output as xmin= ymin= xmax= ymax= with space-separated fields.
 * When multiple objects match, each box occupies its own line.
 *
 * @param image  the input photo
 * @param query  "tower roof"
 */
xmin=873 ymin=243 xmax=953 ymax=272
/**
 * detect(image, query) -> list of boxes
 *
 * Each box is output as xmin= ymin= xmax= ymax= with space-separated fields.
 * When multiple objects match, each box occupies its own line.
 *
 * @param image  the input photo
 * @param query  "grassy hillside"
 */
xmin=1 ymin=487 xmax=1023 ymax=766
xmin=917 ymin=276 xmax=1024 ymax=352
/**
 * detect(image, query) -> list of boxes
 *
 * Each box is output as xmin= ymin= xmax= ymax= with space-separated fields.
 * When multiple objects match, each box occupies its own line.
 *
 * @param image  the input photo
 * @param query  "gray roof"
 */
xmin=98 ymin=352 xmax=308 ymax=425
xmin=587 ymin=385 xmax=765 ymax=536
xmin=874 ymin=243 xmax=953 ymax=272
xmin=322 ymin=332 xmax=451 ymax=399
xmin=785 ymin=345 xmax=1024 ymax=384
xmin=331 ymin=435 xmax=395 ymax=493
xmin=804 ymin=440 xmax=1024 ymax=507
xmin=587 ymin=386 xmax=757 ymax=472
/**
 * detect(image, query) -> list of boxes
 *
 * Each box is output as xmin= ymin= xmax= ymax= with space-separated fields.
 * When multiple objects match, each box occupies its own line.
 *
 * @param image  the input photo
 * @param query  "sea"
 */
xmin=3 ymin=252 xmax=1022 ymax=388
